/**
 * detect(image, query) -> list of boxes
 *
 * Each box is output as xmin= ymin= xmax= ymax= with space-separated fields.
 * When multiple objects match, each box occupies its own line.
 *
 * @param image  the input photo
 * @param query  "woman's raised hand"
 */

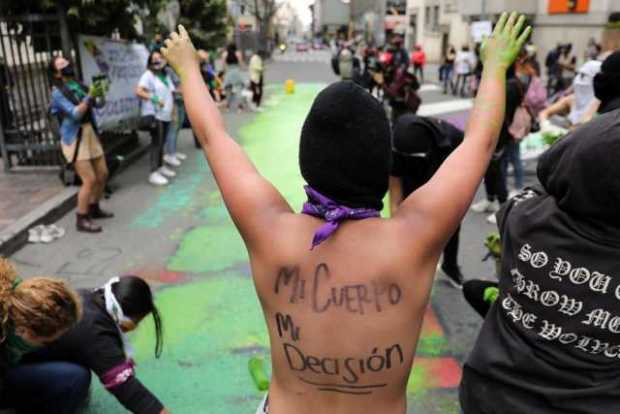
xmin=161 ymin=25 xmax=199 ymax=80
xmin=481 ymin=12 xmax=533 ymax=72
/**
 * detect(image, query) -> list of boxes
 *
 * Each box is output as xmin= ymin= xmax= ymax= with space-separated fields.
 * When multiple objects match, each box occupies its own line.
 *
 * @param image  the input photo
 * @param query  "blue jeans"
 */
xmin=2 ymin=361 xmax=91 ymax=413
xmin=165 ymin=101 xmax=186 ymax=156
xmin=442 ymin=65 xmax=454 ymax=93
xmin=502 ymin=139 xmax=524 ymax=190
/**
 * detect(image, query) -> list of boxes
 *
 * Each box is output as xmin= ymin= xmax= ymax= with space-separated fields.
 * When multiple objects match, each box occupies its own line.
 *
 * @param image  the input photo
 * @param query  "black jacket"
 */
xmin=33 ymin=290 xmax=164 ymax=414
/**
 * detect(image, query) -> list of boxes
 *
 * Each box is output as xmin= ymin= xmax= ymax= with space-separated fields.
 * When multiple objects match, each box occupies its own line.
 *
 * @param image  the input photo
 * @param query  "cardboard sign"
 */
xmin=471 ymin=21 xmax=493 ymax=43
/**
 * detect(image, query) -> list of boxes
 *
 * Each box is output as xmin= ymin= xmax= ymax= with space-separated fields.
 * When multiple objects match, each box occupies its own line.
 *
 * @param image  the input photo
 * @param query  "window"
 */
xmin=425 ymin=6 xmax=431 ymax=27
xmin=433 ymin=5 xmax=440 ymax=30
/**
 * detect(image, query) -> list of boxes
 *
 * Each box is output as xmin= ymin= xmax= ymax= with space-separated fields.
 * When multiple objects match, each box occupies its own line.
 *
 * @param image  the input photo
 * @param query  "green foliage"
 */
xmin=178 ymin=0 xmax=227 ymax=50
xmin=1 ymin=0 xmax=151 ymax=40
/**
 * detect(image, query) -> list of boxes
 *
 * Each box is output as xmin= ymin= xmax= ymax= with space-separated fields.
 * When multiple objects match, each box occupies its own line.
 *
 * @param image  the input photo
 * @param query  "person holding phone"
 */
xmin=49 ymin=56 xmax=114 ymax=233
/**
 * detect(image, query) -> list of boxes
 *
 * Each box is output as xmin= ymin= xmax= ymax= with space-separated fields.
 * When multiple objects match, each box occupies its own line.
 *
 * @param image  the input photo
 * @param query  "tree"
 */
xmin=0 ymin=0 xmax=154 ymax=41
xmin=247 ymin=0 xmax=282 ymax=50
xmin=178 ymin=0 xmax=227 ymax=51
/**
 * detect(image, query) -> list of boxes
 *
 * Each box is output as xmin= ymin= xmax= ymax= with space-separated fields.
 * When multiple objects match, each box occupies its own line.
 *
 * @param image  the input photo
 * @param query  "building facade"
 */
xmin=458 ymin=0 xmax=620 ymax=66
xmin=406 ymin=0 xmax=470 ymax=62
xmin=313 ymin=0 xmax=350 ymax=35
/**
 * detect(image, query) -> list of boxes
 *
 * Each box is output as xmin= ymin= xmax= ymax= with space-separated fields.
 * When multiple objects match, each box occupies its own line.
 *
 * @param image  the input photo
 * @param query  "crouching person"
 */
xmin=33 ymin=276 xmax=170 ymax=414
xmin=0 ymin=258 xmax=88 ymax=414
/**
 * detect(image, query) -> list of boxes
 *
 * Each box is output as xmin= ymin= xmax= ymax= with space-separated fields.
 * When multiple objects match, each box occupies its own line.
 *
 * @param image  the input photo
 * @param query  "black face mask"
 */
xmin=61 ymin=65 xmax=75 ymax=78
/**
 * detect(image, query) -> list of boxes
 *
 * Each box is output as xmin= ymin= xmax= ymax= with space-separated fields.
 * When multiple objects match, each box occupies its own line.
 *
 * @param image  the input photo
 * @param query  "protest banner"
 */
xmin=78 ymin=35 xmax=149 ymax=131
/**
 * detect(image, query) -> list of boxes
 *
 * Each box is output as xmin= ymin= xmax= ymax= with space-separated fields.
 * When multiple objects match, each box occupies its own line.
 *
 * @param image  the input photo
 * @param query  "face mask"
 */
xmin=5 ymin=327 xmax=39 ymax=366
xmin=151 ymin=60 xmax=166 ymax=70
xmin=61 ymin=65 xmax=75 ymax=77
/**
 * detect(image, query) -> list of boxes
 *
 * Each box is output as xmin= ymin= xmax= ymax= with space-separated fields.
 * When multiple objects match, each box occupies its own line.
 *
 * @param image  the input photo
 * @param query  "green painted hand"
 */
xmin=481 ymin=12 xmax=533 ymax=72
xmin=88 ymin=83 xmax=104 ymax=98
xmin=161 ymin=25 xmax=199 ymax=81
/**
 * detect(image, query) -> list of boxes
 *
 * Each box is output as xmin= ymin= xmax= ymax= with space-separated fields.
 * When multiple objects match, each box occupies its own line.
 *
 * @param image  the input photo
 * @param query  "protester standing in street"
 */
xmin=136 ymin=50 xmax=176 ymax=186
xmin=49 ymin=56 xmax=113 ymax=233
xmin=249 ymin=49 xmax=265 ymax=110
xmin=223 ymin=43 xmax=244 ymax=113
xmin=411 ymin=44 xmax=426 ymax=83
xmin=442 ymin=45 xmax=456 ymax=94
xmin=558 ymin=43 xmax=577 ymax=91
xmin=453 ymin=45 xmax=475 ymax=97
xmin=163 ymin=65 xmax=187 ymax=169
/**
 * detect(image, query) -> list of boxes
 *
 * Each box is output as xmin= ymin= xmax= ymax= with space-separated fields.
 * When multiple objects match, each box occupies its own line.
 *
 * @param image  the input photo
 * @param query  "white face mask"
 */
xmin=102 ymin=277 xmax=135 ymax=358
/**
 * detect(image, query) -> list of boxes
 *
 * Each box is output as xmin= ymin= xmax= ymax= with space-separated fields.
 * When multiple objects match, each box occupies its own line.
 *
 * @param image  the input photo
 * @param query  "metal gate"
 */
xmin=0 ymin=14 xmax=67 ymax=171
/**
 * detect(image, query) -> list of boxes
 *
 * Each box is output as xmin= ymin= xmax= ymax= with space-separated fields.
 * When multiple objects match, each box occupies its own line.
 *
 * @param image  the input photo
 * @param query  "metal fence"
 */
xmin=0 ymin=14 xmax=67 ymax=171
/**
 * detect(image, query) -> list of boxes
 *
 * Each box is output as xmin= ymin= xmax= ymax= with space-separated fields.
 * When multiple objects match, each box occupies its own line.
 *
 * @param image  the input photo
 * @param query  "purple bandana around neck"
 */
xmin=301 ymin=185 xmax=380 ymax=250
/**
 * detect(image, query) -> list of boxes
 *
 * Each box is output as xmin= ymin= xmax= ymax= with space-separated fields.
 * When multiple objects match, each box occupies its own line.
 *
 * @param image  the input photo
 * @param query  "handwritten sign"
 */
xmin=471 ymin=21 xmax=493 ymax=43
xmin=78 ymin=35 xmax=149 ymax=131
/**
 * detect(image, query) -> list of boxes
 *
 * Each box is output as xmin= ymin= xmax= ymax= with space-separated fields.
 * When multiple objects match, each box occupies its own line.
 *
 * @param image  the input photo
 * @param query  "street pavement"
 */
xmin=9 ymin=52 xmax=537 ymax=413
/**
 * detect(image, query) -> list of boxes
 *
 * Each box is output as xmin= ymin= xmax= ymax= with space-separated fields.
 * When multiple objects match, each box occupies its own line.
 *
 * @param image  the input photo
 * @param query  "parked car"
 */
xmin=296 ymin=42 xmax=309 ymax=52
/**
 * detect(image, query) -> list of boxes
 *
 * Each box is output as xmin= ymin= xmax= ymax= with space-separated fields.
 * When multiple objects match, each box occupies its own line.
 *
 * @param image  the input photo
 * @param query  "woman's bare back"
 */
xmin=251 ymin=215 xmax=437 ymax=414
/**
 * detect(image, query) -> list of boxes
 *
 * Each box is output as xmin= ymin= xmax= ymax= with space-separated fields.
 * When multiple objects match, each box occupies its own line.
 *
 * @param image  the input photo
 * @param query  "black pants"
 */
xmin=443 ymin=227 xmax=460 ymax=270
xmin=149 ymin=120 xmax=170 ymax=172
xmin=251 ymin=77 xmax=263 ymax=107
xmin=483 ymin=156 xmax=508 ymax=204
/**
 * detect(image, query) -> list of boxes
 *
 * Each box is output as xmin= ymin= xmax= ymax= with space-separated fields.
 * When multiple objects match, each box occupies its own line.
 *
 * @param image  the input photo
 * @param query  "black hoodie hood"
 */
xmin=537 ymin=108 xmax=620 ymax=228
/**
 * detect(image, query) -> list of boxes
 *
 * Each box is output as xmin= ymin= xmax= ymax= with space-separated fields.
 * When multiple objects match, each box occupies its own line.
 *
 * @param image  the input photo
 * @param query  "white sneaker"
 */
xmin=39 ymin=226 xmax=54 ymax=243
xmin=471 ymin=199 xmax=499 ymax=213
xmin=28 ymin=225 xmax=43 ymax=243
xmin=163 ymin=154 xmax=181 ymax=167
xmin=149 ymin=172 xmax=169 ymax=186
xmin=159 ymin=166 xmax=176 ymax=178
xmin=47 ymin=224 xmax=66 ymax=240
xmin=486 ymin=213 xmax=498 ymax=225
xmin=175 ymin=152 xmax=187 ymax=161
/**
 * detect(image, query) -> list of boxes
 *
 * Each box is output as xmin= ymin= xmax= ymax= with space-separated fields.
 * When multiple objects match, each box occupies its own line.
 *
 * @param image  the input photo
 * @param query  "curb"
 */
xmin=0 ymin=139 xmax=149 ymax=257
xmin=0 ymin=187 xmax=78 ymax=257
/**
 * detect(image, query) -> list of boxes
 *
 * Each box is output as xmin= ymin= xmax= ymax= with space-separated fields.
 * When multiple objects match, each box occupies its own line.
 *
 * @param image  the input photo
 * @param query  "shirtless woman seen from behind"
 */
xmin=162 ymin=13 xmax=531 ymax=414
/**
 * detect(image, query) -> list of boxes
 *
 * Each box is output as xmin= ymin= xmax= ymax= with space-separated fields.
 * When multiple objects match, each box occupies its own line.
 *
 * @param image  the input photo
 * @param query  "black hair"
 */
xmin=113 ymin=276 xmax=164 ymax=358
xmin=47 ymin=55 xmax=67 ymax=88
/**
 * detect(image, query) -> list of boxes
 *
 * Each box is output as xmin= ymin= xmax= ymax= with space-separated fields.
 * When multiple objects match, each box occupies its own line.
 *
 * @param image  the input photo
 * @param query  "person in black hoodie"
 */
xmin=593 ymin=50 xmax=620 ymax=114
xmin=31 ymin=275 xmax=169 ymax=414
xmin=0 ymin=258 xmax=87 ymax=414
xmin=460 ymin=109 xmax=620 ymax=414
xmin=389 ymin=114 xmax=465 ymax=287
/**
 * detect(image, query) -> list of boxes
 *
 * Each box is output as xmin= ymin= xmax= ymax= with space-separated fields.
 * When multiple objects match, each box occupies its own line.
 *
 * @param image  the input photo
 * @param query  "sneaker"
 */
xmin=175 ymin=152 xmax=187 ymax=161
xmin=486 ymin=213 xmax=498 ymax=225
xmin=39 ymin=226 xmax=55 ymax=243
xmin=28 ymin=225 xmax=43 ymax=243
xmin=471 ymin=199 xmax=499 ymax=213
xmin=163 ymin=154 xmax=181 ymax=167
xmin=159 ymin=166 xmax=176 ymax=178
xmin=440 ymin=264 xmax=464 ymax=289
xmin=149 ymin=171 xmax=169 ymax=186
xmin=47 ymin=224 xmax=66 ymax=240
